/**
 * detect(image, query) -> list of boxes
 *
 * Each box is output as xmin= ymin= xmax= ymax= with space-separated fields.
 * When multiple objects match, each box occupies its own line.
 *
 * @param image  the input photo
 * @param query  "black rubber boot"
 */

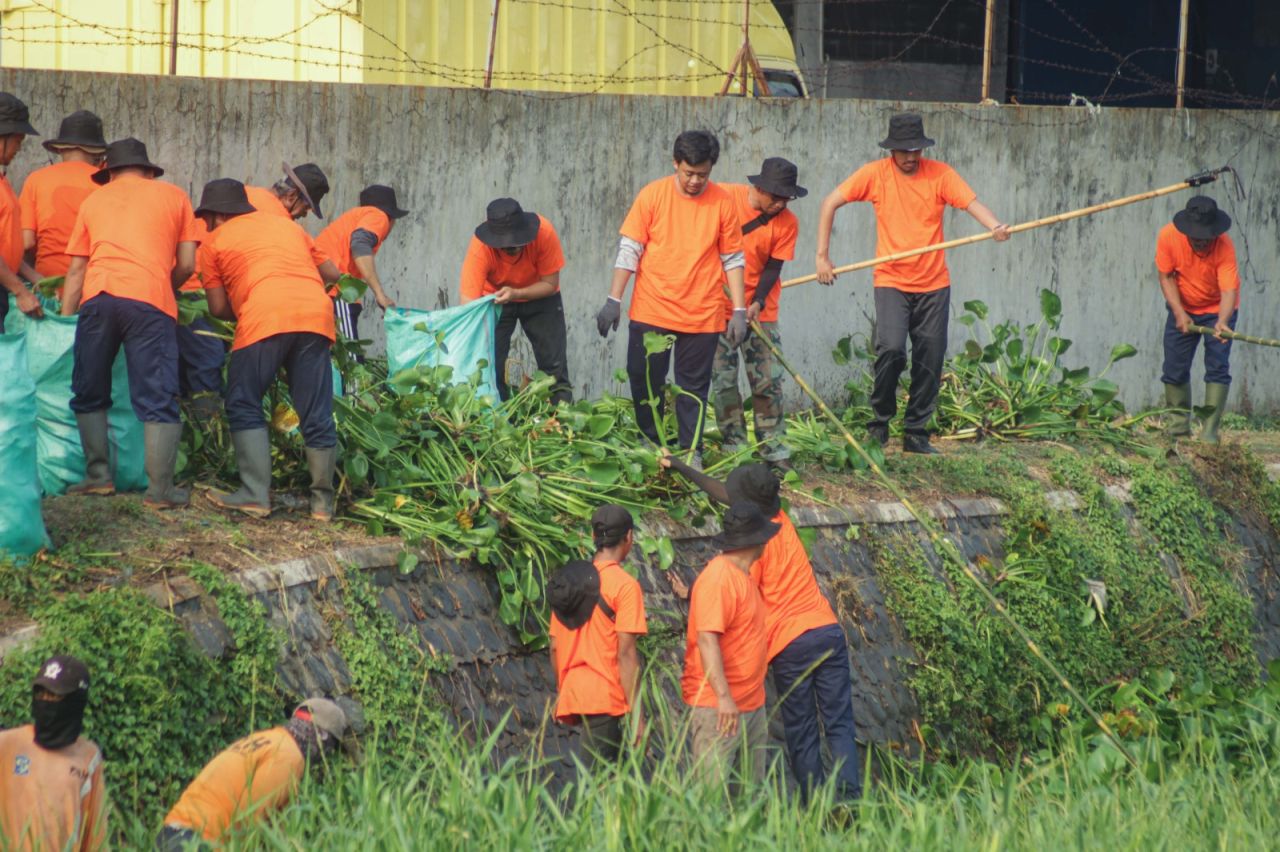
xmin=142 ymin=422 xmax=190 ymax=509
xmin=903 ymin=431 xmax=939 ymax=455
xmin=66 ymin=410 xmax=116 ymax=496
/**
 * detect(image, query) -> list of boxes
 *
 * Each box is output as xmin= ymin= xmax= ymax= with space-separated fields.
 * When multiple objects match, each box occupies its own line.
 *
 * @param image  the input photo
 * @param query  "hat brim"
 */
xmin=475 ymin=212 xmax=541 ymax=248
xmin=1173 ymin=209 xmax=1231 ymax=240
xmin=0 ymin=120 xmax=39 ymax=137
xmin=375 ymin=204 xmax=410 ymax=221
xmin=747 ymin=174 xmax=808 ymax=199
xmin=42 ymin=140 xmax=106 ymax=154
xmin=32 ymin=675 xmax=82 ymax=696
xmin=195 ymin=200 xmax=257 ymax=217
xmin=714 ymin=519 xmax=782 ymax=551
xmin=92 ymin=163 xmax=164 ymax=185
xmin=282 ymin=160 xmax=323 ymax=219
xmin=878 ymin=136 xmax=935 ymax=151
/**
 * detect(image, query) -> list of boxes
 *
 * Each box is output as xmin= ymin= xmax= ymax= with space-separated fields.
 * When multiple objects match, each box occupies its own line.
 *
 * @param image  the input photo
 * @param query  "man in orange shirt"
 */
xmin=598 ymin=131 xmax=748 ymax=463
xmin=1156 ymin=196 xmax=1239 ymax=444
xmin=663 ymin=455 xmax=862 ymax=800
xmin=245 ymin=161 xmax=330 ymax=223
xmin=315 ymin=184 xmax=406 ymax=345
xmin=60 ymin=138 xmax=198 ymax=508
xmin=461 ymin=198 xmax=571 ymax=404
xmin=682 ymin=501 xmax=776 ymax=787
xmin=547 ymin=504 xmax=647 ymax=767
xmin=0 ymin=92 xmax=43 ymax=331
xmin=19 ymin=109 xmax=104 ymax=282
xmin=0 ymin=655 xmax=108 ymax=852
xmin=816 ymin=113 xmax=1010 ymax=454
xmin=194 ymin=179 xmax=339 ymax=521
xmin=158 ymin=698 xmax=347 ymax=850
xmin=711 ymin=158 xmax=805 ymax=473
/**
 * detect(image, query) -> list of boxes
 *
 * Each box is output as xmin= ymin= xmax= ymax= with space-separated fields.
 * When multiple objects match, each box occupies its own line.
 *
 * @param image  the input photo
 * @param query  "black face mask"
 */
xmin=32 ymin=689 xmax=87 ymax=750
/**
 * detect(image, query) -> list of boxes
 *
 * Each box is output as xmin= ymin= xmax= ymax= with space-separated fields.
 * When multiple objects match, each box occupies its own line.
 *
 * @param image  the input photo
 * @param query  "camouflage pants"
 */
xmin=711 ymin=321 xmax=789 ymax=461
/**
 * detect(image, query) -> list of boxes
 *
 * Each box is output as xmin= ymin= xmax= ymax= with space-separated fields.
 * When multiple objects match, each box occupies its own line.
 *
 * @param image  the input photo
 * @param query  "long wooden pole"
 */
xmin=1175 ymin=0 xmax=1190 ymax=109
xmin=1188 ymin=325 xmax=1280 ymax=348
xmin=980 ymin=0 xmax=996 ymax=102
xmin=782 ymin=166 xmax=1230 ymax=290
xmin=483 ymin=0 xmax=501 ymax=89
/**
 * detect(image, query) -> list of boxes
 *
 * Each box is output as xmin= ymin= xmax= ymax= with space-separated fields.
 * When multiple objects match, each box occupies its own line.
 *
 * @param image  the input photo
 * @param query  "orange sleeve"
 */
xmin=66 ymin=209 xmax=90 ymax=257
xmin=459 ymin=238 xmax=490 ymax=302
xmin=838 ymin=164 xmax=874 ymax=203
xmin=717 ymin=194 xmax=743 ymax=255
xmin=535 ymin=219 xmax=565 ymax=276
xmin=18 ymin=177 xmax=36 ymax=232
xmin=619 ymin=186 xmax=652 ymax=244
xmin=613 ymin=576 xmax=647 ymax=635
xmin=79 ymin=756 xmax=108 ymax=852
xmin=178 ymin=199 xmax=200 ymax=243
xmin=690 ymin=570 xmax=732 ymax=634
xmin=940 ymin=166 xmax=978 ymax=209
xmin=201 ymin=242 xmax=224 ymax=291
xmin=1155 ymin=229 xmax=1177 ymax=274
xmin=303 ymin=230 xmax=327 ymax=268
xmin=1217 ymin=236 xmax=1240 ymax=291
xmin=357 ymin=209 xmax=391 ymax=245
xmin=773 ymin=214 xmax=798 ymax=261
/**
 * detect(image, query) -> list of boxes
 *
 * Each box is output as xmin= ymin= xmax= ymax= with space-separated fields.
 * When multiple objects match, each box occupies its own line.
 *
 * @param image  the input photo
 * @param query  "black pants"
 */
xmin=569 ymin=713 xmax=623 ymax=769
xmin=871 ymin=286 xmax=950 ymax=434
xmin=176 ymin=311 xmax=226 ymax=398
xmin=225 ymin=332 xmax=337 ymax=448
xmin=626 ymin=320 xmax=720 ymax=450
xmin=70 ymin=293 xmax=181 ymax=423
xmin=494 ymin=292 xmax=572 ymax=404
xmin=1161 ymin=308 xmax=1235 ymax=385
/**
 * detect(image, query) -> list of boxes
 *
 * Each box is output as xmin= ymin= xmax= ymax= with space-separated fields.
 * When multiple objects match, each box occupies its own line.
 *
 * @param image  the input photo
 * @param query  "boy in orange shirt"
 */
xmin=315 ymin=184 xmax=406 ymax=345
xmin=1155 ymin=196 xmax=1239 ymax=443
xmin=19 ymin=109 xmax=105 ymax=280
xmin=461 ymin=197 xmax=571 ymax=404
xmin=547 ymin=504 xmax=647 ymax=768
xmin=0 ymin=92 xmax=43 ymax=331
xmin=0 ymin=655 xmax=108 ymax=852
xmin=194 ymin=179 xmax=340 ymax=521
xmin=598 ymin=131 xmax=748 ymax=463
xmin=816 ymin=113 xmax=1010 ymax=454
xmin=682 ymin=501 xmax=776 ymax=787
xmin=60 ymin=138 xmax=198 ymax=508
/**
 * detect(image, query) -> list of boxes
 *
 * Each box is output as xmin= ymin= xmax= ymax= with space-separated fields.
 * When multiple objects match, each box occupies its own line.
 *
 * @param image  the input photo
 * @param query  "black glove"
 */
xmin=596 ymin=297 xmax=621 ymax=338
xmin=726 ymin=308 xmax=748 ymax=349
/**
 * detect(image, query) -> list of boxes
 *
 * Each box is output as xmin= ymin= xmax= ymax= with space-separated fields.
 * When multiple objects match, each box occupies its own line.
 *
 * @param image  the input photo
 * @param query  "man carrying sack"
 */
xmin=711 ymin=158 xmax=805 ymax=473
xmin=61 ymin=138 xmax=198 ymax=508
xmin=460 ymin=197 xmax=571 ymax=404
xmin=315 ymin=184 xmax=406 ymax=343
xmin=1156 ymin=196 xmax=1239 ymax=443
xmin=195 ymin=179 xmax=339 ymax=521
xmin=816 ymin=113 xmax=1010 ymax=454
xmin=19 ymin=109 xmax=105 ymax=284
xmin=0 ymin=92 xmax=42 ymax=331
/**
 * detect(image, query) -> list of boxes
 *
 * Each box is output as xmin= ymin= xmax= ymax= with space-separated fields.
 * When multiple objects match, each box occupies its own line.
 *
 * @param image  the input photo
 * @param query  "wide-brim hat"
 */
xmin=714 ymin=501 xmax=781 ymax=551
xmin=295 ymin=697 xmax=348 ymax=740
xmin=547 ymin=560 xmax=600 ymax=630
xmin=194 ymin=178 xmax=257 ymax=217
xmin=92 ymin=137 xmax=163 ymax=185
xmin=475 ymin=197 xmax=540 ymax=249
xmin=33 ymin=655 xmax=90 ymax=696
xmin=0 ymin=93 xmax=38 ymax=137
xmin=879 ymin=112 xmax=935 ymax=151
xmin=726 ymin=463 xmax=782 ymax=517
xmin=747 ymin=157 xmax=807 ymax=199
xmin=43 ymin=110 xmax=105 ymax=153
xmin=1173 ymin=196 xmax=1231 ymax=240
xmin=359 ymin=184 xmax=409 ymax=220
xmin=282 ymin=161 xmax=329 ymax=219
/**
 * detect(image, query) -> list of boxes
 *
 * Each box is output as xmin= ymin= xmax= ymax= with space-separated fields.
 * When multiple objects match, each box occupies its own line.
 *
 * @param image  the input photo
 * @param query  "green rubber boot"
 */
xmin=1164 ymin=382 xmax=1192 ymax=437
xmin=306 ymin=447 xmax=337 ymax=522
xmin=208 ymin=429 xmax=272 ymax=518
xmin=1198 ymin=382 xmax=1230 ymax=444
xmin=142 ymin=422 xmax=190 ymax=510
xmin=66 ymin=411 xmax=116 ymax=496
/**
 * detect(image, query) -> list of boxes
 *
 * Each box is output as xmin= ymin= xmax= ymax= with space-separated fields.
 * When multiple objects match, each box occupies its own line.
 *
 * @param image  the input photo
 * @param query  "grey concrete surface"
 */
xmin=3 ymin=68 xmax=1276 ymax=412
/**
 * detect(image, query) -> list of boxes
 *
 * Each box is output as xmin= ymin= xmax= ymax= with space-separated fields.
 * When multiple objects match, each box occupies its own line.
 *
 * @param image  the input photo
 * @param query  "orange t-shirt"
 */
xmin=837 ymin=157 xmax=977 ymax=292
xmin=620 ymin=177 xmax=743 ymax=333
xmin=65 ymin=174 xmax=199 ymax=319
xmin=459 ymin=214 xmax=565 ymax=302
xmin=164 ymin=726 xmax=304 ymax=842
xmin=721 ymin=183 xmax=798 ymax=323
xmin=549 ymin=559 xmax=648 ymax=720
xmin=243 ymin=185 xmax=292 ymax=220
xmin=314 ymin=205 xmax=391 ymax=276
xmin=17 ymin=160 xmax=99 ymax=276
xmin=0 ymin=173 xmax=23 ymax=274
xmin=0 ymin=725 xmax=107 ymax=852
xmin=201 ymin=211 xmax=335 ymax=351
xmin=748 ymin=512 xmax=838 ymax=661
xmin=1154 ymin=223 xmax=1240 ymax=314
xmin=682 ymin=555 xmax=768 ymax=711
xmin=179 ymin=216 xmax=210 ymax=293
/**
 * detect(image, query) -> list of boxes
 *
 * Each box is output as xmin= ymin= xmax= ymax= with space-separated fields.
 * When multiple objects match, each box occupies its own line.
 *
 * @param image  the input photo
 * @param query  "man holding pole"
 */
xmin=1156 ymin=196 xmax=1238 ymax=443
xmin=816 ymin=113 xmax=1010 ymax=454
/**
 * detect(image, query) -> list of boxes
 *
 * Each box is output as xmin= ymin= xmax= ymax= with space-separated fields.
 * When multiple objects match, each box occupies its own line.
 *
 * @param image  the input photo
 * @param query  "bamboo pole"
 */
xmin=1175 ymin=0 xmax=1190 ymax=109
xmin=483 ymin=0 xmax=501 ymax=89
xmin=784 ymin=166 xmax=1231 ymax=290
xmin=749 ymin=319 xmax=1140 ymax=768
xmin=1188 ymin=325 xmax=1280 ymax=348
xmin=980 ymin=0 xmax=996 ymax=102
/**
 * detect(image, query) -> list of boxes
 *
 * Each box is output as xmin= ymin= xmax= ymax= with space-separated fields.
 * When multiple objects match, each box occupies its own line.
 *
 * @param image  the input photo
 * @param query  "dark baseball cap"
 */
xmin=591 ymin=504 xmax=635 ymax=548
xmin=33 ymin=655 xmax=90 ymax=695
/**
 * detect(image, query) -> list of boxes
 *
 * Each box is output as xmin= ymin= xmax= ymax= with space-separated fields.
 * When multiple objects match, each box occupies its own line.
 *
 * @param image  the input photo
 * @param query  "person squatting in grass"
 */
xmin=663 ymin=453 xmax=862 ymax=801
xmin=816 ymin=112 xmax=1011 ymax=455
xmin=0 ymin=655 xmax=108 ymax=852
xmin=194 ymin=178 xmax=342 ymax=522
xmin=315 ymin=183 xmax=407 ymax=344
xmin=597 ymin=129 xmax=749 ymax=466
xmin=0 ymin=93 xmax=45 ymax=332
xmin=1156 ymin=195 xmax=1240 ymax=444
xmin=461 ymin=197 xmax=572 ymax=404
xmin=60 ymin=137 xmax=199 ymax=509
xmin=712 ymin=157 xmax=806 ymax=475
xmin=157 ymin=698 xmax=348 ymax=851
xmin=546 ymin=505 xmax=648 ymax=768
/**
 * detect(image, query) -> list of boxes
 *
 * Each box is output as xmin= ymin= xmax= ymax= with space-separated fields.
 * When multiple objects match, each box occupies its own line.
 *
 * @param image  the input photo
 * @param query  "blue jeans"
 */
xmin=770 ymin=623 xmax=863 ymax=800
xmin=225 ymin=332 xmax=336 ymax=447
xmin=1161 ymin=308 xmax=1236 ymax=385
xmin=176 ymin=311 xmax=226 ymax=397
xmin=70 ymin=293 xmax=180 ymax=423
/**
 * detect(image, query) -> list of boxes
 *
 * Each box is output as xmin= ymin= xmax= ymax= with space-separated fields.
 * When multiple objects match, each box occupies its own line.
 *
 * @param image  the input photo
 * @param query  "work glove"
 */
xmin=726 ymin=308 xmax=748 ymax=349
xmin=596 ymin=297 xmax=622 ymax=338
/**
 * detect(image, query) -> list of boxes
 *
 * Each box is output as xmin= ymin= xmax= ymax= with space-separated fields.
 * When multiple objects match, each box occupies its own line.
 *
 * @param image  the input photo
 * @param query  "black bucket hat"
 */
xmin=282 ymin=161 xmax=329 ymax=219
xmin=879 ymin=113 xmax=935 ymax=151
xmin=0 ymin=93 xmax=38 ymax=137
xmin=33 ymin=655 xmax=90 ymax=696
xmin=359 ymin=184 xmax=409 ymax=220
xmin=726 ymin=463 xmax=782 ymax=517
xmin=475 ymin=197 xmax=540 ymax=249
xmin=92 ymin=137 xmax=163 ymax=185
xmin=1173 ymin=196 xmax=1231 ymax=240
xmin=747 ymin=157 xmax=807 ymax=199
xmin=43 ymin=110 xmax=105 ymax=153
xmin=592 ymin=504 xmax=635 ymax=549
xmin=547 ymin=559 xmax=600 ymax=630
xmin=194 ymin=178 xmax=257 ymax=217
xmin=715 ymin=501 xmax=781 ymax=552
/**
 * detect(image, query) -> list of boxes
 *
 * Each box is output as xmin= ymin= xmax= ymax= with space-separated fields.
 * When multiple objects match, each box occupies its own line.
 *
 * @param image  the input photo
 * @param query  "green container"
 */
xmin=0 ymin=331 xmax=50 ymax=556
